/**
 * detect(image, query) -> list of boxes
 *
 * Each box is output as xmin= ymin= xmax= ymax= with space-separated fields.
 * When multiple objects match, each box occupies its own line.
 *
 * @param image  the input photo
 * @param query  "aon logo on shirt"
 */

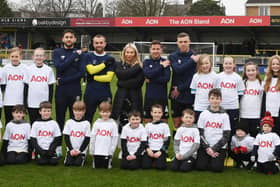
xmin=244 ymin=89 xmax=260 ymax=95
xmin=198 ymin=82 xmax=213 ymax=89
xmin=181 ymin=136 xmax=194 ymax=143
xmin=126 ymin=136 xmax=140 ymax=142
xmin=259 ymin=141 xmax=273 ymax=148
xmin=96 ymin=129 xmax=112 ymax=137
xmin=38 ymin=130 xmax=53 ymax=137
xmin=220 ymin=82 xmax=236 ymax=89
xmin=205 ymin=121 xmax=222 ymax=128
xmin=70 ymin=130 xmax=85 ymax=137
xmin=10 ymin=133 xmax=25 ymax=140
xmin=268 ymin=86 xmax=280 ymax=93
xmin=31 ymin=75 xmax=48 ymax=82
xmin=8 ymin=74 xmax=23 ymax=81
xmin=149 ymin=133 xmax=164 ymax=139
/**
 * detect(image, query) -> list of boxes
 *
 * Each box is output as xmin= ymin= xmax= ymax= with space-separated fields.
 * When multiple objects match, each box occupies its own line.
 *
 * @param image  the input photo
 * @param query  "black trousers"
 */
xmin=6 ymin=151 xmax=29 ymax=164
xmin=239 ymin=118 xmax=260 ymax=137
xmin=226 ymin=109 xmax=239 ymax=135
xmin=28 ymin=108 xmax=40 ymax=125
xmin=121 ymin=156 xmax=141 ymax=170
xmin=229 ymin=150 xmax=254 ymax=168
xmin=257 ymin=161 xmax=279 ymax=174
xmin=64 ymin=151 xmax=86 ymax=166
xmin=93 ymin=155 xmax=112 ymax=169
xmin=142 ymin=151 xmax=167 ymax=170
xmin=55 ymin=88 xmax=80 ymax=131
xmin=171 ymin=157 xmax=196 ymax=172
xmin=196 ymin=148 xmax=227 ymax=172
xmin=36 ymin=151 xmax=59 ymax=166
xmin=84 ymin=95 xmax=111 ymax=124
xmin=4 ymin=106 xmax=14 ymax=125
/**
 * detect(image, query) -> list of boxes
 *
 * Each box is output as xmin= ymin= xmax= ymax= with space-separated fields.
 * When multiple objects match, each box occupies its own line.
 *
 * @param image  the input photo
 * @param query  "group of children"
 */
xmin=0 ymin=31 xmax=279 ymax=175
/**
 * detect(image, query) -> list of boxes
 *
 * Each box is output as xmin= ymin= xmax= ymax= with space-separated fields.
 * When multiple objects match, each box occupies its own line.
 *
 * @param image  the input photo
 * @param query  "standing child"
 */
xmin=240 ymin=61 xmax=263 ymax=137
xmin=142 ymin=104 xmax=171 ymax=170
xmin=171 ymin=109 xmax=200 ymax=172
xmin=230 ymin=122 xmax=255 ymax=169
xmin=24 ymin=48 xmax=56 ymax=124
xmin=190 ymin=54 xmax=217 ymax=121
xmin=2 ymin=47 xmax=28 ymax=124
xmin=1 ymin=105 xmax=31 ymax=164
xmin=89 ymin=101 xmax=118 ymax=169
xmin=263 ymin=55 xmax=280 ymax=135
xmin=63 ymin=101 xmax=90 ymax=166
xmin=143 ymin=40 xmax=170 ymax=123
xmin=120 ymin=111 xmax=147 ymax=170
xmin=196 ymin=88 xmax=231 ymax=172
xmin=30 ymin=101 xmax=61 ymax=165
xmin=216 ymin=56 xmax=245 ymax=134
xmin=251 ymin=112 xmax=280 ymax=175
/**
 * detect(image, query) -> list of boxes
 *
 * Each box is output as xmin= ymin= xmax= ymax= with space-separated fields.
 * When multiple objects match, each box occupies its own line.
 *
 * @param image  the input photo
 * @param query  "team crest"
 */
xmin=61 ymin=56 xmax=65 ymax=60
xmin=92 ymin=60 xmax=96 ymax=65
xmin=178 ymin=59 xmax=181 ymax=64
xmin=149 ymin=65 xmax=153 ymax=68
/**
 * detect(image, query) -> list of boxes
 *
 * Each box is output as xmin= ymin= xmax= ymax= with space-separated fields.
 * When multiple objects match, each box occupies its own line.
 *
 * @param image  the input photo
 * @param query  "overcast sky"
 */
xmin=8 ymin=0 xmax=247 ymax=16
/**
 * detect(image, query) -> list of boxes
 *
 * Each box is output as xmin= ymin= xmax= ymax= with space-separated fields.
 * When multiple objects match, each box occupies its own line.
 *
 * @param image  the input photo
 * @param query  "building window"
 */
xmin=259 ymin=6 xmax=270 ymax=16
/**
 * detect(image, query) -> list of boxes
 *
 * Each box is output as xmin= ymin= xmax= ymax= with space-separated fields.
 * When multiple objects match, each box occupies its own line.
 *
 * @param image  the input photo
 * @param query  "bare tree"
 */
xmin=104 ymin=0 xmax=118 ymax=17
xmin=49 ymin=0 xmax=75 ymax=17
xmin=20 ymin=0 xmax=47 ymax=17
xmin=76 ymin=0 xmax=98 ymax=17
xmin=115 ymin=0 xmax=167 ymax=17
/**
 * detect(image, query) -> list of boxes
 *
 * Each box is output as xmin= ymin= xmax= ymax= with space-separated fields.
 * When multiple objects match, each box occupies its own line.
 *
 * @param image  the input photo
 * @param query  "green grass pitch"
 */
xmin=1 ymin=74 xmax=280 ymax=187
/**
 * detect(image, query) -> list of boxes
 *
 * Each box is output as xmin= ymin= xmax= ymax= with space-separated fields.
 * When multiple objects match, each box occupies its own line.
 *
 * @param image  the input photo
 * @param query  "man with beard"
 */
xmin=84 ymin=34 xmax=115 ymax=123
xmin=53 ymin=29 xmax=86 ymax=132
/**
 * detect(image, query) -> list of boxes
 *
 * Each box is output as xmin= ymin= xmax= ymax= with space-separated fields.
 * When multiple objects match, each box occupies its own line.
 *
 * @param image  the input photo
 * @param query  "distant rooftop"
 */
xmin=247 ymin=0 xmax=280 ymax=4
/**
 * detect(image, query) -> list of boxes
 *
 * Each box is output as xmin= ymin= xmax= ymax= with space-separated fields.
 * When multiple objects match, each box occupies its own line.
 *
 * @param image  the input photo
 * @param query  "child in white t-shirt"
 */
xmin=230 ymin=122 xmax=255 ymax=169
xmin=216 ymin=56 xmax=245 ymax=133
xmin=30 ymin=101 xmax=61 ymax=165
xmin=2 ymin=47 xmax=28 ymax=124
xmin=63 ymin=101 xmax=90 ymax=166
xmin=251 ymin=112 xmax=280 ymax=175
xmin=120 ymin=110 xmax=147 ymax=170
xmin=171 ymin=109 xmax=200 ymax=172
xmin=196 ymin=88 xmax=231 ymax=172
xmin=1 ymin=105 xmax=31 ymax=164
xmin=24 ymin=48 xmax=55 ymax=124
xmin=262 ymin=55 xmax=280 ymax=135
xmin=89 ymin=101 xmax=118 ymax=169
xmin=190 ymin=54 xmax=217 ymax=121
xmin=142 ymin=104 xmax=171 ymax=170
xmin=240 ymin=61 xmax=263 ymax=137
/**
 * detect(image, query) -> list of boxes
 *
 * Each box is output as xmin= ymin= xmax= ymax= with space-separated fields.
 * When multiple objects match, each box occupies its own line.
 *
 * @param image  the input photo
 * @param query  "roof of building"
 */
xmin=247 ymin=0 xmax=280 ymax=4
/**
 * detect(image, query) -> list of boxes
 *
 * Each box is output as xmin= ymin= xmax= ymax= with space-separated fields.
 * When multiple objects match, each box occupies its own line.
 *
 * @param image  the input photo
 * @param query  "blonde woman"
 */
xmin=111 ymin=43 xmax=144 ymax=122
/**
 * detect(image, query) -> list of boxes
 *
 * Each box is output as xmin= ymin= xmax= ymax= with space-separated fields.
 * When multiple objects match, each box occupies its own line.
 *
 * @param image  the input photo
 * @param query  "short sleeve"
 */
xmin=164 ymin=123 xmax=171 ymax=137
xmin=62 ymin=121 xmax=70 ymax=135
xmin=194 ymin=129 xmax=200 ymax=143
xmin=48 ymin=67 xmax=56 ymax=84
xmin=120 ymin=126 xmax=127 ymax=139
xmin=190 ymin=74 xmax=197 ymax=94
xmin=54 ymin=122 xmax=62 ymax=137
xmin=30 ymin=123 xmax=37 ymax=138
xmin=85 ymin=122 xmax=91 ymax=137
xmin=273 ymin=134 xmax=280 ymax=146
xmin=140 ymin=128 xmax=147 ymax=141
xmin=237 ymin=75 xmax=245 ymax=95
xmin=174 ymin=128 xmax=182 ymax=140
xmin=223 ymin=113 xmax=231 ymax=131
xmin=2 ymin=125 xmax=10 ymax=140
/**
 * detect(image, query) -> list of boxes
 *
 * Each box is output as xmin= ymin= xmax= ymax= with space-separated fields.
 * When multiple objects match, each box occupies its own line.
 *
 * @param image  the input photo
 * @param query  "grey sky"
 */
xmin=8 ymin=0 xmax=247 ymax=16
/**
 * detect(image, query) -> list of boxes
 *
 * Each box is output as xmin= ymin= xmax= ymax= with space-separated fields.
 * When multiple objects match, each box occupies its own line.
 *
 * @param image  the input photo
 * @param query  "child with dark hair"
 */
xmin=1 ymin=105 xmax=31 ymax=164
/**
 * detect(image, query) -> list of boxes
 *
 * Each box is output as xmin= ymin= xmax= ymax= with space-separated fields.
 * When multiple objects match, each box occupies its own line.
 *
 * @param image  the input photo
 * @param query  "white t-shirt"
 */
xmin=174 ymin=126 xmax=200 ymax=156
xmin=254 ymin=132 xmax=280 ymax=163
xmin=90 ymin=118 xmax=118 ymax=156
xmin=2 ymin=63 xmax=28 ymax=106
xmin=30 ymin=120 xmax=61 ymax=150
xmin=63 ymin=119 xmax=91 ymax=154
xmin=240 ymin=80 xmax=263 ymax=118
xmin=231 ymin=135 xmax=255 ymax=152
xmin=24 ymin=64 xmax=55 ymax=108
xmin=265 ymin=77 xmax=280 ymax=117
xmin=145 ymin=122 xmax=170 ymax=151
xmin=216 ymin=72 xmax=245 ymax=109
xmin=190 ymin=72 xmax=217 ymax=111
xmin=120 ymin=123 xmax=147 ymax=155
xmin=3 ymin=121 xmax=31 ymax=152
xmin=198 ymin=110 xmax=231 ymax=148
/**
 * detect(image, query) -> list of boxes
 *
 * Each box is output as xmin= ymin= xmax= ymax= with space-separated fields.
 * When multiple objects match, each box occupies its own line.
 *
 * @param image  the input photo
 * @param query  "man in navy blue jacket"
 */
xmin=84 ymin=34 xmax=115 ymax=123
xmin=53 ymin=29 xmax=86 ymax=131
xmin=169 ymin=32 xmax=199 ymax=135
xmin=143 ymin=40 xmax=170 ymax=123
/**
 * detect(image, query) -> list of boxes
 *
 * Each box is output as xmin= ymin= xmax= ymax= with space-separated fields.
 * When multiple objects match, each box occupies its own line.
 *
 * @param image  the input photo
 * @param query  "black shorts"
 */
xmin=171 ymin=100 xmax=193 ymax=118
xmin=143 ymin=98 xmax=169 ymax=119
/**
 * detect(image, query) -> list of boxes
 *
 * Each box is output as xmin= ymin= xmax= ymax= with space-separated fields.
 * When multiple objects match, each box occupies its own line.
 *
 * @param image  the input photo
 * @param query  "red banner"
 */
xmin=70 ymin=16 xmax=271 ymax=27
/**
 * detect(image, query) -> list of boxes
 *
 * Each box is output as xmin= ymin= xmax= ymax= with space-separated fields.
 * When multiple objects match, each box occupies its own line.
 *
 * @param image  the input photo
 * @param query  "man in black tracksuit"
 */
xmin=53 ymin=29 xmax=86 ymax=131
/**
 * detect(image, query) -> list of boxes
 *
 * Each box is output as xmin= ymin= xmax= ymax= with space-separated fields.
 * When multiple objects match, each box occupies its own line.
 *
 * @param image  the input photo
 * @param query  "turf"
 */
xmin=1 ymin=73 xmax=279 ymax=187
